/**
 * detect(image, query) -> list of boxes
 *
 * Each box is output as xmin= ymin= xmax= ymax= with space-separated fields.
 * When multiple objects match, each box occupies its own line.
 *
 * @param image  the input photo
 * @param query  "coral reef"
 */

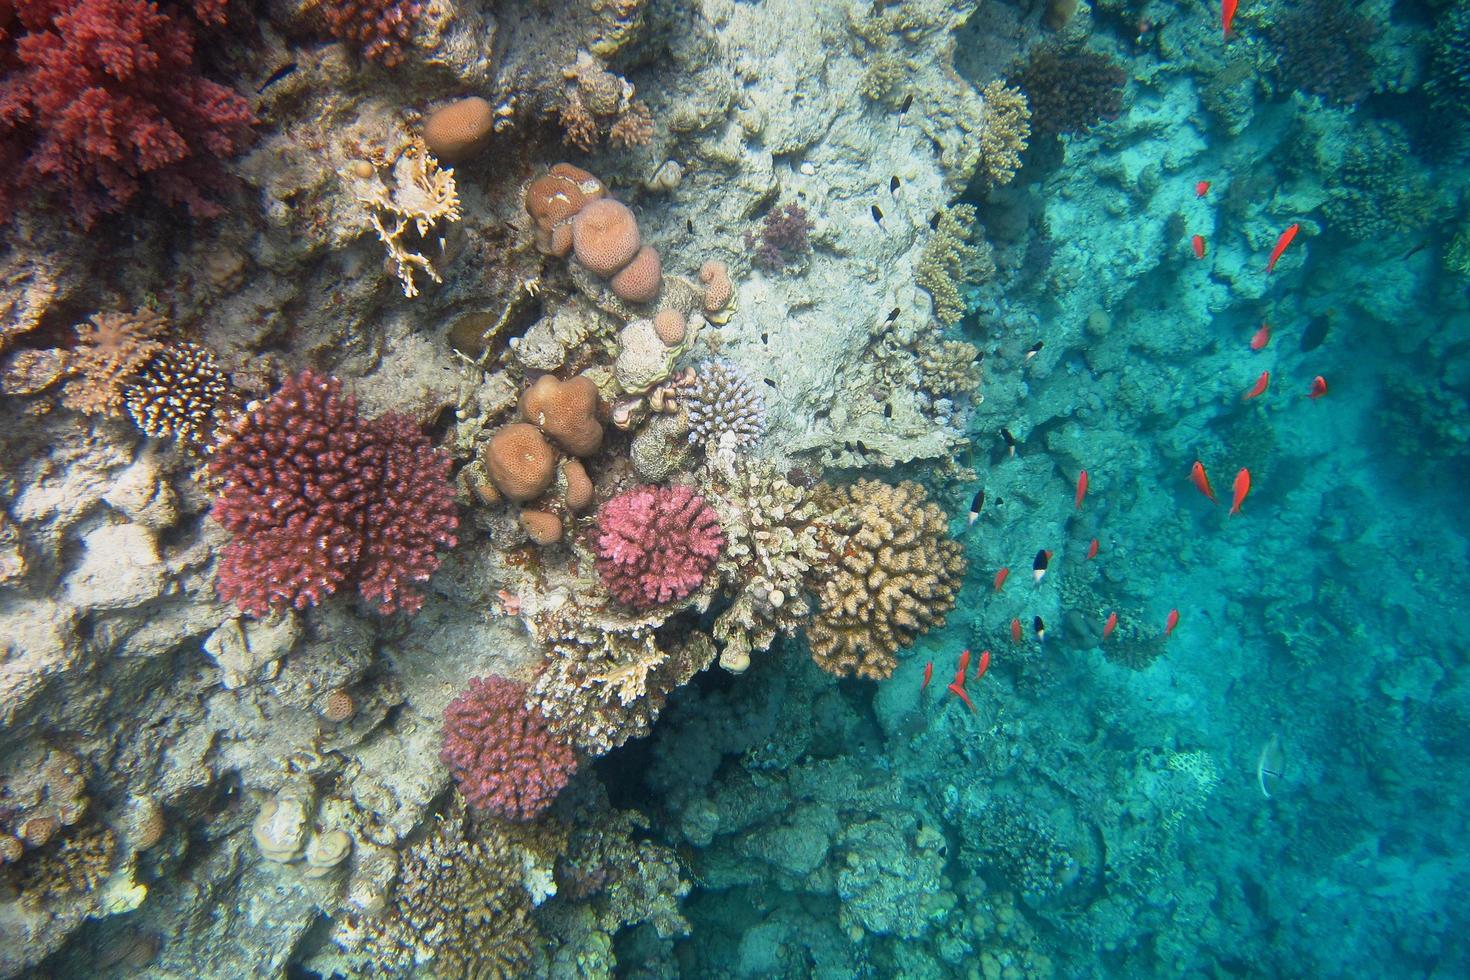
xmin=1319 ymin=121 xmax=1431 ymax=242
xmin=684 ymin=359 xmax=766 ymax=454
xmin=1430 ymin=1 xmax=1470 ymax=119
xmin=0 ymin=0 xmax=254 ymax=225
xmin=807 ymin=480 xmax=965 ymax=680
xmin=1009 ymin=44 xmax=1126 ymax=140
xmin=209 ymin=370 xmax=458 ymax=616
xmin=440 ymin=675 xmax=578 ymax=820
xmin=595 ymin=485 xmax=724 ymax=610
xmin=746 ymin=202 xmax=815 ymax=272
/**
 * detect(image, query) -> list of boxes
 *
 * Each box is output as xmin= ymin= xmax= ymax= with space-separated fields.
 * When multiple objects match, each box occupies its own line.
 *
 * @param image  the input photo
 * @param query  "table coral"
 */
xmin=441 ymin=675 xmax=578 ymax=819
xmin=807 ymin=480 xmax=965 ymax=680
xmin=0 ymin=0 xmax=253 ymax=226
xmin=208 ymin=370 xmax=458 ymax=616
xmin=595 ymin=484 xmax=724 ymax=609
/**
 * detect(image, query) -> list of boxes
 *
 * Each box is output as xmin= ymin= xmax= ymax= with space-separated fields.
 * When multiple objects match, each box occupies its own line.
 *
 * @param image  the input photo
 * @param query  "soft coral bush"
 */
xmin=0 ymin=0 xmax=254 ymax=226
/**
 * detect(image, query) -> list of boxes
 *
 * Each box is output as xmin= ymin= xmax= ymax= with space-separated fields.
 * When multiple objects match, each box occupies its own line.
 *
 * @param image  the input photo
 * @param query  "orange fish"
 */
xmin=1103 ymin=612 xmax=1118 ymax=640
xmin=1075 ymin=470 xmax=1088 ymax=510
xmin=1230 ymin=467 xmax=1251 ymax=516
xmin=1010 ymin=617 xmax=1023 ymax=644
xmin=1250 ymin=323 xmax=1271 ymax=350
xmin=993 ymin=567 xmax=1010 ymax=592
xmin=946 ymin=680 xmax=976 ymax=713
xmin=1195 ymin=180 xmax=1211 ymax=198
xmin=975 ymin=649 xmax=991 ymax=680
xmin=921 ymin=661 xmax=933 ymax=690
xmin=1190 ymin=460 xmax=1217 ymax=503
xmin=1086 ymin=537 xmax=1099 ymax=560
xmin=955 ymin=648 xmax=971 ymax=681
xmin=1243 ymin=370 xmax=1269 ymax=400
xmin=1266 ymin=222 xmax=1300 ymax=273
xmin=1191 ymin=234 xmax=1206 ymax=259
xmin=1164 ymin=608 xmax=1180 ymax=637
xmin=1222 ymin=0 xmax=1238 ymax=38
xmin=1308 ymin=375 xmax=1327 ymax=399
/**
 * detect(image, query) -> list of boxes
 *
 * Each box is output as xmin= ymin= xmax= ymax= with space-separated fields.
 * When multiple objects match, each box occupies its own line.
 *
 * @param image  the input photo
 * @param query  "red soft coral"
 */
xmin=319 ymin=0 xmax=423 ymax=68
xmin=595 ymin=484 xmax=723 ymax=610
xmin=440 ymin=676 xmax=578 ymax=820
xmin=0 ymin=0 xmax=254 ymax=225
xmin=208 ymin=370 xmax=458 ymax=617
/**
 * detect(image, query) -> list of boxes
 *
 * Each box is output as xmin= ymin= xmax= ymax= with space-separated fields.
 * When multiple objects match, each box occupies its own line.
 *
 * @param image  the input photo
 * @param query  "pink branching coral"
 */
xmin=318 ymin=0 xmax=423 ymax=68
xmin=595 ymin=485 xmax=723 ymax=609
xmin=208 ymin=370 xmax=458 ymax=617
xmin=0 ymin=0 xmax=255 ymax=226
xmin=440 ymin=676 xmax=578 ymax=820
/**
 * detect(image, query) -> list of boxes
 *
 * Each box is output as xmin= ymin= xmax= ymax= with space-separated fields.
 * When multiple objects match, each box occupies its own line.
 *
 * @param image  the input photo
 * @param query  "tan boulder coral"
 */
xmin=519 ymin=374 xmax=604 ymax=456
xmin=483 ymin=423 xmax=558 ymax=502
xmin=806 ymin=479 xmax=966 ymax=680
xmin=422 ymin=96 xmax=495 ymax=163
xmin=524 ymin=163 xmax=604 ymax=256
xmin=609 ymin=244 xmax=662 ymax=304
xmin=520 ymin=509 xmax=564 ymax=545
xmin=560 ymin=459 xmax=594 ymax=512
xmin=572 ymin=198 xmax=642 ymax=277
xmin=699 ymin=260 xmax=734 ymax=322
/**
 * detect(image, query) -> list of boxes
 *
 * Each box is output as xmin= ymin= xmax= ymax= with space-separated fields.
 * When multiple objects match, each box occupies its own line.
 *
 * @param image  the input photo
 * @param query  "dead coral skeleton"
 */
xmin=358 ymin=139 xmax=462 ymax=298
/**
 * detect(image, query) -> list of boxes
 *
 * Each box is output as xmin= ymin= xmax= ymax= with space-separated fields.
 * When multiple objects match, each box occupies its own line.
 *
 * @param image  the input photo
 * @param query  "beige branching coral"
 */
xmin=807 ymin=479 xmax=966 ymax=680
xmin=61 ymin=308 xmax=168 ymax=416
xmin=528 ymin=607 xmax=716 ymax=756
xmin=916 ymin=204 xmax=994 ymax=327
xmin=917 ymin=339 xmax=981 ymax=398
xmin=978 ymin=80 xmax=1031 ymax=188
xmin=560 ymin=49 xmax=653 ymax=151
xmin=359 ymin=139 xmax=462 ymax=298
xmin=705 ymin=460 xmax=830 ymax=673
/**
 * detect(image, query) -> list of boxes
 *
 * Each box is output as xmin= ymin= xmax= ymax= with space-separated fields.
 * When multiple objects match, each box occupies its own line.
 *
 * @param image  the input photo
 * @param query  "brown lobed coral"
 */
xmin=806 ymin=479 xmax=966 ymax=680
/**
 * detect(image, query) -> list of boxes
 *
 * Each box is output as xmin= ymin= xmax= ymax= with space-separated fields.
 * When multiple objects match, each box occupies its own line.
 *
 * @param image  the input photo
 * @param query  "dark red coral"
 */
xmin=595 ymin=484 xmax=723 ymax=610
xmin=0 ymin=0 xmax=254 ymax=226
xmin=318 ymin=0 xmax=423 ymax=68
xmin=440 ymin=676 xmax=578 ymax=821
xmin=1261 ymin=0 xmax=1375 ymax=107
xmin=1009 ymin=44 xmax=1126 ymax=140
xmin=208 ymin=370 xmax=458 ymax=617
xmin=745 ymin=202 xmax=815 ymax=271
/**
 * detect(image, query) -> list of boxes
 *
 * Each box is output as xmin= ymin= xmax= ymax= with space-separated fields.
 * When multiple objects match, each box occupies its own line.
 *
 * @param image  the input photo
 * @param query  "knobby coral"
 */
xmin=978 ymin=80 xmax=1031 ymax=188
xmin=595 ymin=485 xmax=724 ymax=609
xmin=917 ymin=339 xmax=981 ymax=398
xmin=746 ymin=202 xmax=815 ymax=271
xmin=1429 ymin=1 xmax=1470 ymax=119
xmin=1262 ymin=0 xmax=1375 ymax=107
xmin=0 ymin=0 xmax=254 ymax=226
xmin=317 ymin=0 xmax=424 ymax=67
xmin=684 ymin=359 xmax=766 ymax=453
xmin=208 ymin=370 xmax=458 ymax=616
xmin=916 ymin=204 xmax=993 ymax=327
xmin=440 ymin=675 xmax=578 ymax=819
xmin=124 ymin=341 xmax=237 ymax=447
xmin=807 ymin=479 xmax=966 ymax=680
xmin=1009 ymin=44 xmax=1125 ymax=140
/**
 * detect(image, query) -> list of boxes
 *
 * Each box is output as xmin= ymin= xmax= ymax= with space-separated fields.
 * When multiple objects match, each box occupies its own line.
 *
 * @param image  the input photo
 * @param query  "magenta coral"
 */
xmin=595 ymin=484 xmax=723 ymax=609
xmin=0 ymin=0 xmax=255 ymax=226
xmin=440 ymin=676 xmax=578 ymax=820
xmin=318 ymin=0 xmax=424 ymax=67
xmin=208 ymin=370 xmax=458 ymax=617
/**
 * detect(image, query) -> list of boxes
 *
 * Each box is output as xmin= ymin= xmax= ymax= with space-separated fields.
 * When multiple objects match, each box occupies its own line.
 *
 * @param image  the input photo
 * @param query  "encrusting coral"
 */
xmin=359 ymin=139 xmax=462 ymax=298
xmin=595 ymin=485 xmax=724 ymax=610
xmin=61 ymin=309 xmax=168 ymax=417
xmin=806 ymin=480 xmax=966 ymax=680
xmin=208 ymin=370 xmax=458 ymax=616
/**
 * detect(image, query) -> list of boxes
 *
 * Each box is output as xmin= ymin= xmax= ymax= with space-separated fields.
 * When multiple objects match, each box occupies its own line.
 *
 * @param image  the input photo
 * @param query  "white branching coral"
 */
xmin=359 ymin=139 xmax=462 ymax=298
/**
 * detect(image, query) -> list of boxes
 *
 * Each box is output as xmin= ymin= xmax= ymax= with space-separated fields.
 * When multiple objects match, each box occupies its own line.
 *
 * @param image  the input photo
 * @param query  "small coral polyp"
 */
xmin=595 ymin=485 xmax=724 ymax=609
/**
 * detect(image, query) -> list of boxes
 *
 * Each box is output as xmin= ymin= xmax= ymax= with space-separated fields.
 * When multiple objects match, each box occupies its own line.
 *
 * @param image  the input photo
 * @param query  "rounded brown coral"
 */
xmin=572 ymin=198 xmax=641 ymax=277
xmin=699 ymin=260 xmax=733 ymax=314
xmin=520 ymin=509 xmax=563 ymax=545
xmin=483 ymin=423 xmax=558 ymax=502
xmin=651 ymin=309 xmax=687 ymax=347
xmin=423 ymin=97 xmax=495 ymax=163
xmin=561 ymin=458 xmax=594 ymax=512
xmin=519 ymin=375 xmax=603 ymax=456
xmin=610 ymin=244 xmax=662 ymax=303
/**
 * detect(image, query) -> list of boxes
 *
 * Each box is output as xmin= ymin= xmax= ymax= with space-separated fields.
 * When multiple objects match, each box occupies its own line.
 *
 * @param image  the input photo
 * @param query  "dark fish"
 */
xmin=761 ymin=331 xmax=769 ymax=343
xmin=885 ymin=307 xmax=901 ymax=323
xmin=1402 ymin=239 xmax=1431 ymax=260
xmin=763 ymin=378 xmax=777 ymax=388
xmin=1300 ymin=314 xmax=1330 ymax=353
xmin=856 ymin=440 xmax=868 ymax=452
xmin=899 ymin=93 xmax=914 ymax=113
xmin=686 ymin=218 xmax=695 ymax=234
xmin=1032 ymin=549 xmax=1051 ymax=577
xmin=871 ymin=204 xmax=884 ymax=225
xmin=968 ymin=489 xmax=984 ymax=524
xmin=883 ymin=403 xmax=892 ymax=418
xmin=1025 ymin=341 xmax=1044 ymax=358
xmin=258 ymin=63 xmax=298 ymax=93
xmin=1033 ymin=616 xmax=1046 ymax=642
xmin=929 ymin=212 xmax=942 ymax=230
xmin=890 ymin=176 xmax=900 ymax=194
xmin=1001 ymin=428 xmax=1017 ymax=455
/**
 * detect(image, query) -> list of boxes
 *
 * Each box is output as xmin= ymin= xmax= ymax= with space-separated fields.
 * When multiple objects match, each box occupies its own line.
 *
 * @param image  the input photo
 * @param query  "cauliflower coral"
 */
xmin=595 ymin=485 xmax=723 ymax=609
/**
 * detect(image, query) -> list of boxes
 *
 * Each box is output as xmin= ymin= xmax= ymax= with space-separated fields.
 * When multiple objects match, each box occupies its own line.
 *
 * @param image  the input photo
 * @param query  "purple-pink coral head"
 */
xmin=208 ymin=370 xmax=458 ymax=617
xmin=440 ymin=675 xmax=577 ymax=820
xmin=595 ymin=484 xmax=723 ymax=609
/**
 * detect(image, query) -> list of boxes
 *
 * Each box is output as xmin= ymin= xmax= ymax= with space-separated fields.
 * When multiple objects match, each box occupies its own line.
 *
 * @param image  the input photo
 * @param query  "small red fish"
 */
xmin=1230 ymin=467 xmax=1251 ymax=516
xmin=955 ymin=648 xmax=971 ymax=681
xmin=1191 ymin=234 xmax=1206 ymax=259
xmin=1190 ymin=460 xmax=1217 ymax=503
xmin=1250 ymin=323 xmax=1271 ymax=351
xmin=1103 ymin=612 xmax=1118 ymax=640
xmin=1074 ymin=470 xmax=1088 ymax=510
xmin=946 ymin=680 xmax=976 ymax=713
xmin=993 ymin=567 xmax=1010 ymax=592
xmin=1266 ymin=222 xmax=1300 ymax=274
xmin=975 ymin=649 xmax=991 ymax=680
xmin=1195 ymin=180 xmax=1211 ymax=198
xmin=921 ymin=661 xmax=933 ymax=690
xmin=1222 ymin=0 xmax=1238 ymax=38
xmin=1086 ymin=537 xmax=1099 ymax=560
xmin=1164 ymin=608 xmax=1180 ymax=637
xmin=1010 ymin=617 xmax=1023 ymax=644
xmin=1243 ymin=370 xmax=1269 ymax=400
xmin=1308 ymin=375 xmax=1328 ymax=399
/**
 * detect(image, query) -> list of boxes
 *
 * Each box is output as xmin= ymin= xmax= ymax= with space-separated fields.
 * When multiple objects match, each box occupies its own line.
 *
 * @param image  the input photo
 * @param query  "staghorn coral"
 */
xmin=60 ymin=309 xmax=168 ymax=416
xmin=916 ymin=204 xmax=993 ymax=327
xmin=208 ymin=370 xmax=458 ymax=616
xmin=807 ymin=479 xmax=965 ymax=680
xmin=1262 ymin=0 xmax=1375 ymax=107
xmin=318 ymin=0 xmax=423 ymax=67
xmin=917 ymin=339 xmax=981 ymax=399
xmin=529 ymin=610 xmax=716 ymax=756
xmin=684 ymin=359 xmax=766 ymax=453
xmin=1008 ymin=44 xmax=1125 ymax=140
xmin=123 ymin=341 xmax=237 ymax=447
xmin=0 ymin=0 xmax=254 ymax=226
xmin=978 ymin=80 xmax=1031 ymax=188
xmin=705 ymin=460 xmax=829 ymax=673
xmin=595 ymin=485 xmax=724 ymax=609
xmin=746 ymin=202 xmax=814 ymax=272
xmin=441 ymin=675 xmax=578 ymax=820
xmin=359 ymin=139 xmax=462 ymax=297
